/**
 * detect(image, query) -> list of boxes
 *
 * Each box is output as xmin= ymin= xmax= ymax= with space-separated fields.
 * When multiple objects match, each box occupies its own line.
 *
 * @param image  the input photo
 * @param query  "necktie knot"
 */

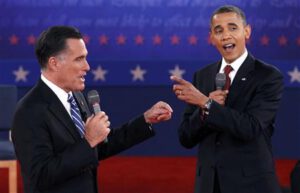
xmin=68 ymin=94 xmax=77 ymax=107
xmin=224 ymin=65 xmax=233 ymax=75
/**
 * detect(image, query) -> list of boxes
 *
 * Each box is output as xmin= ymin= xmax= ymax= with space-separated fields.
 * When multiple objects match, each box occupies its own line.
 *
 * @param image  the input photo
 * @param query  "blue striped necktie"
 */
xmin=67 ymin=94 xmax=85 ymax=137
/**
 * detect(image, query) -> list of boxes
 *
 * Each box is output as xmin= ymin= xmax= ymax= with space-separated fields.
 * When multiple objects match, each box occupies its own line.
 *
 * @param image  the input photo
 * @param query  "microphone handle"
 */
xmin=92 ymin=103 xmax=101 ymax=114
xmin=92 ymin=103 xmax=108 ymax=143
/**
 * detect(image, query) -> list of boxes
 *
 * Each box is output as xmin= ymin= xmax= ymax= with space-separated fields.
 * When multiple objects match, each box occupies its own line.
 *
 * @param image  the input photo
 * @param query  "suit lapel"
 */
xmin=48 ymin=102 xmax=80 ymax=139
xmin=73 ymin=92 xmax=92 ymax=122
xmin=226 ymin=54 xmax=255 ymax=106
xmin=38 ymin=80 xmax=81 ymax=140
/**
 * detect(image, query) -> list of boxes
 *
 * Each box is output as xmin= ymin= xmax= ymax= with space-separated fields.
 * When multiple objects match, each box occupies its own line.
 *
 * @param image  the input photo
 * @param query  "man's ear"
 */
xmin=48 ymin=56 xmax=59 ymax=72
xmin=244 ymin=24 xmax=252 ymax=41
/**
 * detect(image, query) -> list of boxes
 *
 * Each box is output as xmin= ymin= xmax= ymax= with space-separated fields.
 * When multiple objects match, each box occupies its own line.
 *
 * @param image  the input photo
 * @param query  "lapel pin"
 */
xmin=241 ymin=77 xmax=247 ymax=81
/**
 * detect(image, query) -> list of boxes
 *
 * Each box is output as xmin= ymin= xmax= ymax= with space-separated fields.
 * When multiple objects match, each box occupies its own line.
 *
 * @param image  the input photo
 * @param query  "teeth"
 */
xmin=224 ymin=44 xmax=233 ymax=48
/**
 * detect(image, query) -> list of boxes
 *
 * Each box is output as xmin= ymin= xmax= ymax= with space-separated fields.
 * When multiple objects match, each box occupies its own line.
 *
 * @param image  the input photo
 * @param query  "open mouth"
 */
xmin=80 ymin=76 xmax=85 ymax=82
xmin=223 ymin=43 xmax=235 ymax=52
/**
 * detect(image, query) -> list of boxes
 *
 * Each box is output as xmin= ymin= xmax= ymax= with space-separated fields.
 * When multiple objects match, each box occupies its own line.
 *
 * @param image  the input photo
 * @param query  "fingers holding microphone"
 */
xmin=85 ymin=111 xmax=111 ymax=148
xmin=208 ymin=90 xmax=228 ymax=106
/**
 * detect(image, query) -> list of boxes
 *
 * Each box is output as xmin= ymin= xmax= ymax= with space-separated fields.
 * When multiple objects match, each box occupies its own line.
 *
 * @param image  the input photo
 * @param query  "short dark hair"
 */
xmin=35 ymin=26 xmax=83 ymax=68
xmin=210 ymin=5 xmax=247 ymax=27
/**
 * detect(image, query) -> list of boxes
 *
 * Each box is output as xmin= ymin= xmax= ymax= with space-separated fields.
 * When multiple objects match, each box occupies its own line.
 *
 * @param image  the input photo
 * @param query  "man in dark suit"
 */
xmin=12 ymin=26 xmax=173 ymax=193
xmin=171 ymin=5 xmax=283 ymax=193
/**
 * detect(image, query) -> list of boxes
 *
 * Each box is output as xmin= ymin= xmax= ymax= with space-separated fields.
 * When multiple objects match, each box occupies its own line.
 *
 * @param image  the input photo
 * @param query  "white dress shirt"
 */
xmin=219 ymin=49 xmax=248 ymax=84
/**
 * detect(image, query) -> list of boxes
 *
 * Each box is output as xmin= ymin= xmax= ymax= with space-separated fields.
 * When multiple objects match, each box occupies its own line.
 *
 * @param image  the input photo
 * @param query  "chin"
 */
xmin=74 ymin=86 xmax=85 ymax=92
xmin=225 ymin=55 xmax=239 ymax=63
xmin=79 ymin=87 xmax=85 ymax=91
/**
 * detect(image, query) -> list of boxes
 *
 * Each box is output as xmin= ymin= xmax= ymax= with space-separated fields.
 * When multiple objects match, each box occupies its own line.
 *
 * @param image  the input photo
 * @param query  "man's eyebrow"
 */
xmin=227 ymin=22 xmax=238 ymax=27
xmin=74 ymin=55 xmax=86 ymax=60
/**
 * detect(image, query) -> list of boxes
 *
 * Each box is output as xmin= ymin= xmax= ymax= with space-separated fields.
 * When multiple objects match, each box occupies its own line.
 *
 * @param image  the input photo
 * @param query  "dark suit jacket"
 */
xmin=178 ymin=54 xmax=283 ymax=193
xmin=12 ymin=79 xmax=154 ymax=193
xmin=290 ymin=161 xmax=300 ymax=193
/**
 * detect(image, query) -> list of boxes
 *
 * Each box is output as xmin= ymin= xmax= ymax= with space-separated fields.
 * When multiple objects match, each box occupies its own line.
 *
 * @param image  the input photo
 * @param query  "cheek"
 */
xmin=238 ymin=35 xmax=247 ymax=45
xmin=215 ymin=42 xmax=224 ymax=51
xmin=240 ymin=30 xmax=251 ymax=41
xmin=211 ymin=36 xmax=223 ymax=48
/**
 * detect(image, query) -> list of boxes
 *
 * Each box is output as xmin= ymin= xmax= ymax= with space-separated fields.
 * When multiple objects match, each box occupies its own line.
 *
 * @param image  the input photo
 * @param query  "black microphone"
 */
xmin=215 ymin=73 xmax=226 ymax=90
xmin=87 ymin=90 xmax=108 ymax=143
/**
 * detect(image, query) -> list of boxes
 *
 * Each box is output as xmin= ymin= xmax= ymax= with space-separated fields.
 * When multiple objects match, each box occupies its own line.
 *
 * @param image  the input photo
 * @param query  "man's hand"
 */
xmin=144 ymin=101 xmax=173 ymax=124
xmin=170 ymin=76 xmax=209 ymax=108
xmin=209 ymin=90 xmax=228 ymax=106
xmin=84 ymin=111 xmax=110 ymax=148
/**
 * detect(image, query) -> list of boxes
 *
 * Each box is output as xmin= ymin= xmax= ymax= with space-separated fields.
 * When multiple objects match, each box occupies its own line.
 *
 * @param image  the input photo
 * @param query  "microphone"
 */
xmin=215 ymin=73 xmax=226 ymax=90
xmin=87 ymin=90 xmax=108 ymax=143
xmin=87 ymin=90 xmax=101 ymax=114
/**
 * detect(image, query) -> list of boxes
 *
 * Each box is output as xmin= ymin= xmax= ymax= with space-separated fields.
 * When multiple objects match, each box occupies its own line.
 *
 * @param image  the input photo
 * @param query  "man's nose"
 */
xmin=85 ymin=60 xmax=90 ymax=71
xmin=222 ymin=30 xmax=232 ymax=41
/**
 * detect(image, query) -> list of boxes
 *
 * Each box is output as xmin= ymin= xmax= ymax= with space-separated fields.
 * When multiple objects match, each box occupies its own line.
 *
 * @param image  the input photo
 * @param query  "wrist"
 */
xmin=143 ymin=112 xmax=151 ymax=124
xmin=198 ymin=95 xmax=209 ymax=108
xmin=203 ymin=98 xmax=213 ymax=114
xmin=84 ymin=134 xmax=97 ymax=148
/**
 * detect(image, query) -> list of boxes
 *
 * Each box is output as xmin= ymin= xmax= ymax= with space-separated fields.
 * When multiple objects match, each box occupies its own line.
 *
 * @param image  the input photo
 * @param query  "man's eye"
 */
xmin=215 ymin=29 xmax=222 ymax=34
xmin=76 ymin=57 xmax=84 ymax=61
xmin=229 ymin=26 xmax=237 ymax=31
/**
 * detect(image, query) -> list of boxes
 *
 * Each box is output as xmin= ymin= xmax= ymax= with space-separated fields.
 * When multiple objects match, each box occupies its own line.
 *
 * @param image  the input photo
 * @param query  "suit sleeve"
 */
xmin=97 ymin=115 xmax=155 ymax=160
xmin=178 ymin=73 xmax=214 ymax=148
xmin=206 ymin=66 xmax=284 ymax=141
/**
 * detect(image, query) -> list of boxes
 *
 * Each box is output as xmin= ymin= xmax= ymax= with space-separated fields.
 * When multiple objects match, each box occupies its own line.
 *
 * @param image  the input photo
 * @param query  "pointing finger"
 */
xmin=170 ymin=76 xmax=190 ymax=86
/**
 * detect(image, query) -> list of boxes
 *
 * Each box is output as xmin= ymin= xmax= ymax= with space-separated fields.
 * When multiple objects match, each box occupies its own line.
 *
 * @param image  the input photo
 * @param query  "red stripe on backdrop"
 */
xmin=0 ymin=157 xmax=297 ymax=193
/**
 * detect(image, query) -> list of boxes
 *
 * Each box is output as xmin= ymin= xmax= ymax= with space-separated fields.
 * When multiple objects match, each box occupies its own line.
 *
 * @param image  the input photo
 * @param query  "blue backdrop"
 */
xmin=1 ymin=0 xmax=299 ymax=158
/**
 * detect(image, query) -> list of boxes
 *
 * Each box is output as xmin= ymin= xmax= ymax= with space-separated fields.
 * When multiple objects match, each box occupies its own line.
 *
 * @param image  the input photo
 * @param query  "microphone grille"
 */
xmin=215 ymin=73 xmax=226 ymax=89
xmin=87 ymin=90 xmax=100 ymax=105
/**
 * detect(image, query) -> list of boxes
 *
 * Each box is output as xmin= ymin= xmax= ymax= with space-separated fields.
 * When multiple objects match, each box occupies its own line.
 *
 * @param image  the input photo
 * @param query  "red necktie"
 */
xmin=224 ymin=65 xmax=233 ymax=90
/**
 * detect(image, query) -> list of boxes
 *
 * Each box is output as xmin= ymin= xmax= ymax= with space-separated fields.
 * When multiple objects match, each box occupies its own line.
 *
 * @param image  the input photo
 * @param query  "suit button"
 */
xmin=216 ymin=141 xmax=221 ymax=146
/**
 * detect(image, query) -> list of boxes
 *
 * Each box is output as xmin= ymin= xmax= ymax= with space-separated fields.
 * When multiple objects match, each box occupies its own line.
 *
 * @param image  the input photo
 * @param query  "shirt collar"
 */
xmin=220 ymin=49 xmax=248 ymax=73
xmin=41 ymin=74 xmax=71 ymax=103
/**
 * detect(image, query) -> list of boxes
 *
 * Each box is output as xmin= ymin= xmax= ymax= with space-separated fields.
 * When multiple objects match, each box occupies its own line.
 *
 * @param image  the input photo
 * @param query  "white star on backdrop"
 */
xmin=169 ymin=65 xmax=186 ymax=79
xmin=13 ymin=66 xmax=29 ymax=82
xmin=288 ymin=66 xmax=300 ymax=83
xmin=130 ymin=65 xmax=147 ymax=81
xmin=91 ymin=66 xmax=108 ymax=81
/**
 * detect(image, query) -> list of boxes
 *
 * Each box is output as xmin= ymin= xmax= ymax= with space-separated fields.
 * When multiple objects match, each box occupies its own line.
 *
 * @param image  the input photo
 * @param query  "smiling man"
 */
xmin=12 ymin=26 xmax=173 ymax=193
xmin=171 ymin=5 xmax=283 ymax=193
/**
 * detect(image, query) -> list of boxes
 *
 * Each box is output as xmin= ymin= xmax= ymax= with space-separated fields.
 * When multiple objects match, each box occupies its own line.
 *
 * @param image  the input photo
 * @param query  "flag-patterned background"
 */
xmin=1 ymin=0 xmax=300 ymax=192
